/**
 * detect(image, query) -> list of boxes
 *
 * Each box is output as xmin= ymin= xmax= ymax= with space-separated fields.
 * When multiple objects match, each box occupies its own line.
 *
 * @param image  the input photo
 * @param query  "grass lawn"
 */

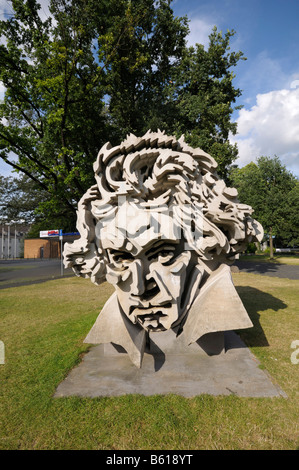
xmin=0 ymin=273 xmax=298 ymax=450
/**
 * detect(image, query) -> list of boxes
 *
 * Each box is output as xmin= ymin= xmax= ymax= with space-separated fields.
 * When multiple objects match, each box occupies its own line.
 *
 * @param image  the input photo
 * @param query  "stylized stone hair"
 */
xmin=63 ymin=130 xmax=263 ymax=285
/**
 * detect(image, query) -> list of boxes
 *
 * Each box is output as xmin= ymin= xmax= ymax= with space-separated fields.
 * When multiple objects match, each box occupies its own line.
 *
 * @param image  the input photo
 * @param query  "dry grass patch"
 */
xmin=0 ymin=274 xmax=298 ymax=450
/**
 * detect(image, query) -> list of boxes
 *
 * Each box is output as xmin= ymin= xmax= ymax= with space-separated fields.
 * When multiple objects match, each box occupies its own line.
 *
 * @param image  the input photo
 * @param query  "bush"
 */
xmin=246 ymin=242 xmax=257 ymax=254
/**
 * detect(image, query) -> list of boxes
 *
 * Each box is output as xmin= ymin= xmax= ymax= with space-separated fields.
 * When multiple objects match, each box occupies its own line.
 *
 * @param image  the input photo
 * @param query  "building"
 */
xmin=0 ymin=224 xmax=30 ymax=259
xmin=24 ymin=233 xmax=79 ymax=259
xmin=24 ymin=238 xmax=60 ymax=259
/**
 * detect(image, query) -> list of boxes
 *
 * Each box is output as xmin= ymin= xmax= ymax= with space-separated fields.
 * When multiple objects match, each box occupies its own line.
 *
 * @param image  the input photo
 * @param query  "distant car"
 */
xmin=275 ymin=248 xmax=291 ymax=253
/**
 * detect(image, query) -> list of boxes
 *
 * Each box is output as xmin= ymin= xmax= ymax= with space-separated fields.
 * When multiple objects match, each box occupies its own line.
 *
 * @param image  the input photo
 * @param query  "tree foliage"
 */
xmin=164 ymin=27 xmax=244 ymax=177
xmin=0 ymin=173 xmax=66 ymax=232
xmin=230 ymin=156 xmax=299 ymax=250
xmin=0 ymin=0 xmax=245 ymax=229
xmin=0 ymin=174 xmax=39 ymax=223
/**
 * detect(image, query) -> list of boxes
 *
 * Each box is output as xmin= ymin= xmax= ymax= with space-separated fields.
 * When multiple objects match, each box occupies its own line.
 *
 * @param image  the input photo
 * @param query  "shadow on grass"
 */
xmin=235 ymin=286 xmax=288 ymax=347
xmin=0 ymin=274 xmax=74 ymax=289
xmin=235 ymin=260 xmax=281 ymax=275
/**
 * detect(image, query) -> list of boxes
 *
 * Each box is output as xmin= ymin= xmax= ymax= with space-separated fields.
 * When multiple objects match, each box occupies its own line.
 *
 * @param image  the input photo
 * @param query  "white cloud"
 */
xmin=0 ymin=81 xmax=6 ymax=100
xmin=0 ymin=159 xmax=14 ymax=178
xmin=37 ymin=0 xmax=52 ymax=22
xmin=234 ymin=51 xmax=293 ymax=109
xmin=187 ymin=17 xmax=214 ymax=49
xmin=243 ymin=51 xmax=288 ymax=90
xmin=0 ymin=0 xmax=12 ymax=18
xmin=231 ymin=87 xmax=299 ymax=177
xmin=0 ymin=0 xmax=51 ymax=22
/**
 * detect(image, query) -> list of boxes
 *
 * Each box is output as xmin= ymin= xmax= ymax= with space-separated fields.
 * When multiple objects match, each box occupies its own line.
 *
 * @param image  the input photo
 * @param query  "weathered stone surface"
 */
xmin=54 ymin=331 xmax=286 ymax=398
xmin=63 ymin=130 xmax=263 ymax=368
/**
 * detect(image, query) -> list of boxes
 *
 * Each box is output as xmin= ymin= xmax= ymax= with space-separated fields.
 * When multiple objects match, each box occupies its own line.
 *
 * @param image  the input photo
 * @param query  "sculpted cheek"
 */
xmin=105 ymin=265 xmax=131 ymax=285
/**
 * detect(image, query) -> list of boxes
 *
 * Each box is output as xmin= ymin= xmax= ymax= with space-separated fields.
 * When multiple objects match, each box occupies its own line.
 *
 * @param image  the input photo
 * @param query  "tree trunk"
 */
xmin=269 ymin=226 xmax=274 ymax=259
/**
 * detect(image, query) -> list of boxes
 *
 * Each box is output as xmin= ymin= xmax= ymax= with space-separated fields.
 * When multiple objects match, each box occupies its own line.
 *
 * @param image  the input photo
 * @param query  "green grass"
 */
xmin=0 ymin=274 xmax=299 ymax=450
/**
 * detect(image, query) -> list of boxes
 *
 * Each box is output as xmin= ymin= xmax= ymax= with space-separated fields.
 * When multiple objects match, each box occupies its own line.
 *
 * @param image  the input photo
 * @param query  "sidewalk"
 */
xmin=235 ymin=259 xmax=299 ymax=280
xmin=0 ymin=259 xmax=73 ymax=289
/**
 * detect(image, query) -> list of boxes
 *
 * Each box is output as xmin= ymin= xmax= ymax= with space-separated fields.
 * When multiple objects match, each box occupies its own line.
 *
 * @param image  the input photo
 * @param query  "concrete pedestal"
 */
xmin=54 ymin=331 xmax=286 ymax=398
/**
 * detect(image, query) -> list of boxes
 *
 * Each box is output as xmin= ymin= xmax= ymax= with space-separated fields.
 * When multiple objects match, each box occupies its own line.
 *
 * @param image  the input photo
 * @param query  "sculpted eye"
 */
xmin=110 ymin=250 xmax=134 ymax=264
xmin=146 ymin=243 xmax=177 ymax=263
xmin=158 ymin=250 xmax=174 ymax=261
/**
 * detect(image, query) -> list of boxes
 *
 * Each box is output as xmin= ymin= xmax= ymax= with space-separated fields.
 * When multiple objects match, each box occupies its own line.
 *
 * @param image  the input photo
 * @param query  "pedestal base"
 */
xmin=104 ymin=329 xmax=225 ymax=362
xmin=54 ymin=331 xmax=286 ymax=398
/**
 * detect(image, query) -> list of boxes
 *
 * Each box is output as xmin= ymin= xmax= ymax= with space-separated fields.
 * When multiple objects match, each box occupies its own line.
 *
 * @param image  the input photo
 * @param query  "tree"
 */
xmin=0 ymin=173 xmax=69 ymax=236
xmin=0 ymin=174 xmax=47 ymax=224
xmin=161 ymin=27 xmax=245 ymax=179
xmin=230 ymin=156 xmax=299 ymax=257
xmin=0 ymin=0 xmax=111 ymax=230
xmin=0 ymin=0 xmax=245 ymax=229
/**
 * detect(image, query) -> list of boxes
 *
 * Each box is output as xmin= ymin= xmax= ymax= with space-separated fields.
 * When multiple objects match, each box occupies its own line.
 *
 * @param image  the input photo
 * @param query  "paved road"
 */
xmin=0 ymin=259 xmax=74 ymax=289
xmin=234 ymin=259 xmax=299 ymax=280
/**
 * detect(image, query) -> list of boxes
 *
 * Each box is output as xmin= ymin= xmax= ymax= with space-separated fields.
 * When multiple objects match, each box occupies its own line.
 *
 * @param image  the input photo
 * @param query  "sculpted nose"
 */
xmin=130 ymin=259 xmax=160 ymax=299
xmin=130 ymin=259 xmax=145 ymax=296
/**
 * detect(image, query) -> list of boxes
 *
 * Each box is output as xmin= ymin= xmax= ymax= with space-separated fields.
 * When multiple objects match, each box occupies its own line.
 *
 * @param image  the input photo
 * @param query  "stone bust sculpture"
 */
xmin=64 ymin=130 xmax=263 ymax=367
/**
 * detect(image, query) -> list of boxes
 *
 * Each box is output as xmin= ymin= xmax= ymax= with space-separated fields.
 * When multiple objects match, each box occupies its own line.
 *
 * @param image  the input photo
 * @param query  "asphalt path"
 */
xmin=234 ymin=259 xmax=299 ymax=280
xmin=0 ymin=259 xmax=74 ymax=289
xmin=0 ymin=257 xmax=298 ymax=290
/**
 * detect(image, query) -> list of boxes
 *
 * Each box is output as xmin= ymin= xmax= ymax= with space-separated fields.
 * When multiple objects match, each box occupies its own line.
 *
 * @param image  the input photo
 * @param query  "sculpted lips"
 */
xmin=130 ymin=303 xmax=172 ymax=330
xmin=136 ymin=312 xmax=168 ymax=330
xmin=129 ymin=302 xmax=172 ymax=314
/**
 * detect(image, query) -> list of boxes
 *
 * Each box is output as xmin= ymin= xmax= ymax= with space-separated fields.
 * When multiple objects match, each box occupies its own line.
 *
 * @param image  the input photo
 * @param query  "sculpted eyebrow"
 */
xmin=110 ymin=249 xmax=127 ymax=254
xmin=145 ymin=240 xmax=177 ymax=257
xmin=108 ymin=249 xmax=134 ymax=260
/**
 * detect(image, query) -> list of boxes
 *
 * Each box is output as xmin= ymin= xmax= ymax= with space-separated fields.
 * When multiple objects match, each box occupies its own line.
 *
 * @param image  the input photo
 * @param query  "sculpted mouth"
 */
xmin=129 ymin=302 xmax=172 ymax=316
xmin=129 ymin=303 xmax=172 ymax=331
xmin=135 ymin=311 xmax=168 ymax=331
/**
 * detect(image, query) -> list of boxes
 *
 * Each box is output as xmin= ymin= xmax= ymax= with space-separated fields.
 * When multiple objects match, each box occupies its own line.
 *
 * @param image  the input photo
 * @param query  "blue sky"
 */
xmin=1 ymin=0 xmax=299 ymax=177
xmin=172 ymin=0 xmax=299 ymax=177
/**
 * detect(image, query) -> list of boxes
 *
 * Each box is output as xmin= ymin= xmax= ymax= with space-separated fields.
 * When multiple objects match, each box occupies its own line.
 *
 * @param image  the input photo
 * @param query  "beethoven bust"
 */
xmin=63 ymin=130 xmax=263 ymax=367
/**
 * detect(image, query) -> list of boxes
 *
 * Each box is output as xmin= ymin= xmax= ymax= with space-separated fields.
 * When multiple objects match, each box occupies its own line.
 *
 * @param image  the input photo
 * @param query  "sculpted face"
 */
xmin=104 ymin=236 xmax=197 ymax=331
xmin=99 ymin=201 xmax=200 ymax=331
xmin=63 ymin=131 xmax=264 ymax=368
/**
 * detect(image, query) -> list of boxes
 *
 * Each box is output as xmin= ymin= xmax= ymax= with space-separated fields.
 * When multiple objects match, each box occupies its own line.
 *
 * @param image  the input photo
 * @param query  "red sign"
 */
xmin=40 ymin=230 xmax=59 ymax=237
